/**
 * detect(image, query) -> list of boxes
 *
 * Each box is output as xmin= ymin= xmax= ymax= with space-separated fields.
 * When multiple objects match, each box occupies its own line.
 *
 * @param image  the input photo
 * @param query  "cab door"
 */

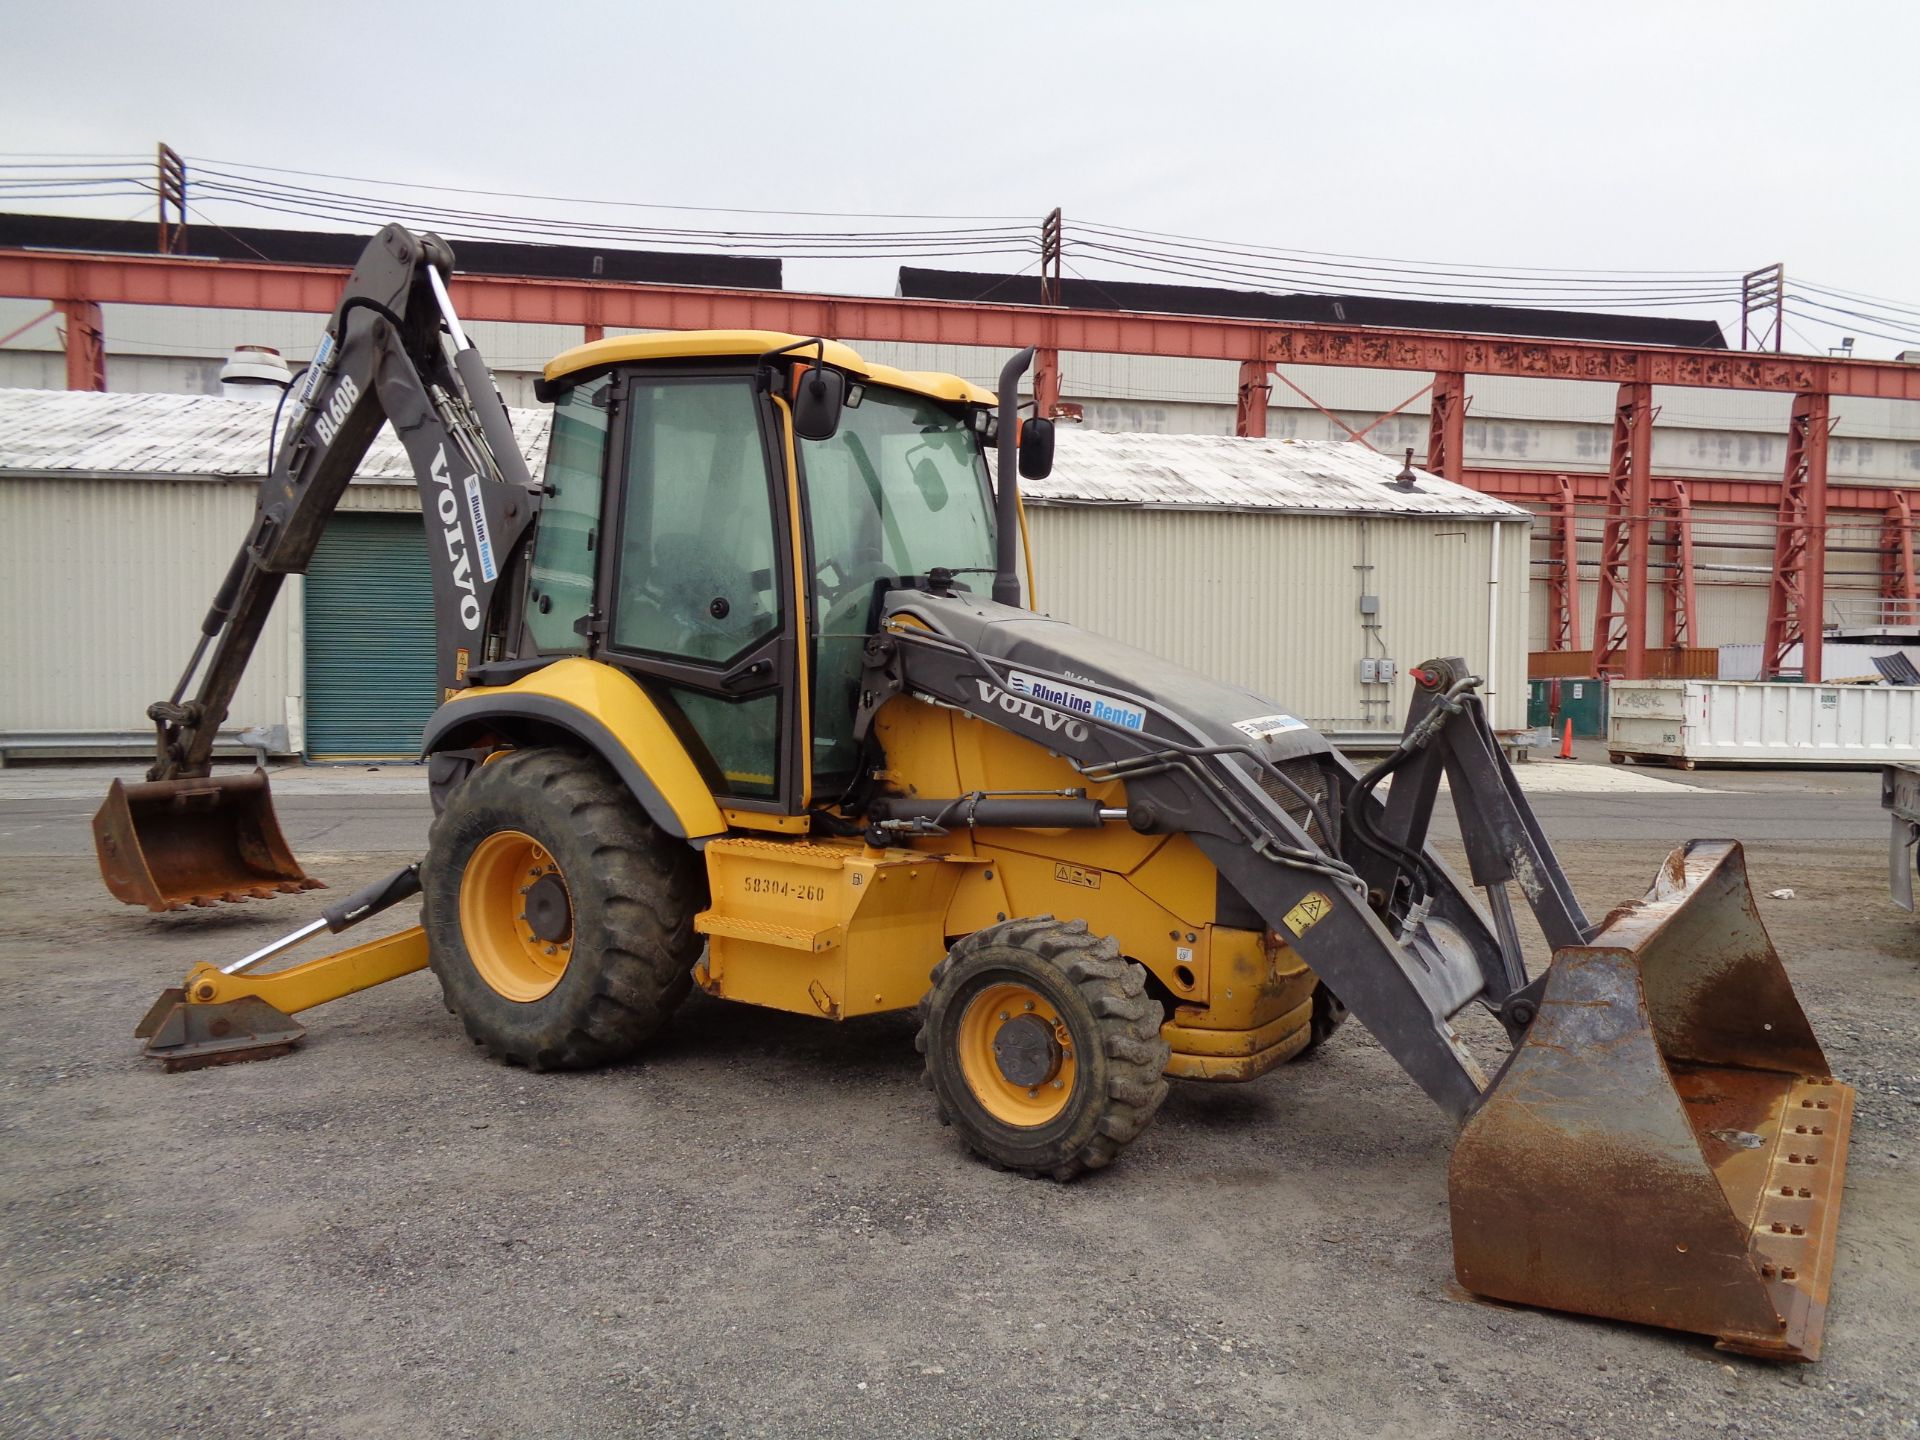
xmin=596 ymin=369 xmax=805 ymax=814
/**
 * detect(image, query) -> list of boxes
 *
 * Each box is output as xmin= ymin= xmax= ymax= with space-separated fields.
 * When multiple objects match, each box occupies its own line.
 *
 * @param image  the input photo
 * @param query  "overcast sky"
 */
xmin=4 ymin=1 xmax=1916 ymax=355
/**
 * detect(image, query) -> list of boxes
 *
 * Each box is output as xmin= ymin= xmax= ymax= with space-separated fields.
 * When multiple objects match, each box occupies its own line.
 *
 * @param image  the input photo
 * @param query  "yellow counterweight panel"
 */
xmin=443 ymin=657 xmax=726 ymax=839
xmin=1161 ymin=1002 xmax=1315 ymax=1081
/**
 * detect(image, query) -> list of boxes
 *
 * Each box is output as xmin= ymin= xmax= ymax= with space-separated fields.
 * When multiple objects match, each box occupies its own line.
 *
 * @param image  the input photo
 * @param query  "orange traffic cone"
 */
xmin=1559 ymin=718 xmax=1575 ymax=760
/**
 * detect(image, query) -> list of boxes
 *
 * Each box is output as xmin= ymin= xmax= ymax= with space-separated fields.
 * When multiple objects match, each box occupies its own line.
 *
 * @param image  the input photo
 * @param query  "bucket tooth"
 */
xmin=1450 ymin=840 xmax=1853 ymax=1362
xmin=138 ymin=990 xmax=306 ymax=1072
xmin=93 ymin=768 xmax=321 ymax=912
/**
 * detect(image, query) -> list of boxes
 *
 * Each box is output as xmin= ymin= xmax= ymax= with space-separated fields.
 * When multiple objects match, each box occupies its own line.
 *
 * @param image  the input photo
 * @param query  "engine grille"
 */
xmin=1258 ymin=756 xmax=1336 ymax=849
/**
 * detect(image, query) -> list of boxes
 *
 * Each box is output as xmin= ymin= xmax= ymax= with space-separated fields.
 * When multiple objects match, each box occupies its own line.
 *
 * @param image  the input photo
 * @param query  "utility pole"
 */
xmin=1033 ymin=207 xmax=1064 ymax=419
xmin=1740 ymin=264 xmax=1783 ymax=352
xmin=157 ymin=144 xmax=188 ymax=255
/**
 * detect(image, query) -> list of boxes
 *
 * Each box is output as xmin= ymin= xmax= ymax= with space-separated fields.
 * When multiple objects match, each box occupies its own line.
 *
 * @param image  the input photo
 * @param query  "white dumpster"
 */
xmin=1608 ymin=680 xmax=1920 ymax=767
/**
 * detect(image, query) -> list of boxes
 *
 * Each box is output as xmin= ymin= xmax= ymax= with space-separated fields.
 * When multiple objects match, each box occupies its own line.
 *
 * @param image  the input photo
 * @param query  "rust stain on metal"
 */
xmin=94 ymin=770 xmax=321 ymax=911
xmin=807 ymin=979 xmax=841 ymax=1020
xmin=1450 ymin=840 xmax=1854 ymax=1362
xmin=138 ymin=992 xmax=306 ymax=1072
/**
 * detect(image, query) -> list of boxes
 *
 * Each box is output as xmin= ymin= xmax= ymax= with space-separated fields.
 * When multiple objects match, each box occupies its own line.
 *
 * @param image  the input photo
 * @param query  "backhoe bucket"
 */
xmin=1450 ymin=840 xmax=1853 ymax=1361
xmin=93 ymin=769 xmax=322 ymax=911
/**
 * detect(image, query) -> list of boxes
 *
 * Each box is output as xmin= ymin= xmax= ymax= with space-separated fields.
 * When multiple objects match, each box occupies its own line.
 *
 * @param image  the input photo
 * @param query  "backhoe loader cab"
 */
xmin=490 ymin=330 xmax=1019 ymax=818
xmin=106 ymin=226 xmax=1854 ymax=1362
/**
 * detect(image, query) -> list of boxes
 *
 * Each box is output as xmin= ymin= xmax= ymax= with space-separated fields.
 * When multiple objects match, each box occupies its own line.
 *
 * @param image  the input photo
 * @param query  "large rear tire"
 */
xmin=421 ymin=748 xmax=702 ymax=1070
xmin=917 ymin=917 xmax=1169 ymax=1181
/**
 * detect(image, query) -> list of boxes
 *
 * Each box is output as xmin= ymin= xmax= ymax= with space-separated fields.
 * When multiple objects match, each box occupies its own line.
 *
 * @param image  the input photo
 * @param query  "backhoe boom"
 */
xmin=97 ymin=224 xmax=539 ymax=911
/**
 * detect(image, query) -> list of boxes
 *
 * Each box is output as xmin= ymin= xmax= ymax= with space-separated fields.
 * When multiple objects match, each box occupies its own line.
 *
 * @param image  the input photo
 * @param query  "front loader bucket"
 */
xmin=1450 ymin=840 xmax=1853 ymax=1361
xmin=93 ymin=769 xmax=322 ymax=911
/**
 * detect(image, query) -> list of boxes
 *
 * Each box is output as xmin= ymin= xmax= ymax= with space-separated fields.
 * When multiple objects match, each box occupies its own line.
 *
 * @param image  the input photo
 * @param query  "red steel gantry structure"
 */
xmin=3 ymin=246 xmax=1918 ymax=683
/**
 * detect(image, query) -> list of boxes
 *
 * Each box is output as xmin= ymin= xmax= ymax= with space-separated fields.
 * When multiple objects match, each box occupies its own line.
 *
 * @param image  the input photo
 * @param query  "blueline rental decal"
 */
xmin=464 ymin=474 xmax=499 ymax=583
xmin=1009 ymin=671 xmax=1148 ymax=732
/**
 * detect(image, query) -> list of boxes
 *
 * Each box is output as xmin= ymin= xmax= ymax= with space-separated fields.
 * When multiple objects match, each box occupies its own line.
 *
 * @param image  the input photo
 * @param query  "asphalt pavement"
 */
xmin=0 ymin=754 xmax=1914 ymax=1439
xmin=0 ymin=752 xmax=1892 ymax=860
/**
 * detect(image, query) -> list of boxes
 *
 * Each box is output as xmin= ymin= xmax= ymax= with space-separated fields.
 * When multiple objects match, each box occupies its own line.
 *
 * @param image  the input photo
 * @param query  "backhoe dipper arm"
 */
xmin=147 ymin=224 xmax=539 ymax=781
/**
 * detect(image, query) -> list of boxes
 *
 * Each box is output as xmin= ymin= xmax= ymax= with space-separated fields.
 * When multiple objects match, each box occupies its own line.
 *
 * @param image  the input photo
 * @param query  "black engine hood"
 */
xmin=882 ymin=590 xmax=1333 ymax=765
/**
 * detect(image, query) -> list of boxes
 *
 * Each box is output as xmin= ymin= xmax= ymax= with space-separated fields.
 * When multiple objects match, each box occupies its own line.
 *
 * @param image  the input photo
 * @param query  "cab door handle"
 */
xmin=719 ymin=658 xmax=773 ymax=692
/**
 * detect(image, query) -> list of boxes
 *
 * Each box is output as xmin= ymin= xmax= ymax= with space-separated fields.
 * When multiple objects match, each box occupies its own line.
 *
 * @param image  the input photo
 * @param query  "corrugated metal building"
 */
xmin=0 ymin=390 xmax=548 ymax=759
xmin=1029 ymin=431 xmax=1530 ymax=733
xmin=0 ymin=389 xmax=1526 ymax=759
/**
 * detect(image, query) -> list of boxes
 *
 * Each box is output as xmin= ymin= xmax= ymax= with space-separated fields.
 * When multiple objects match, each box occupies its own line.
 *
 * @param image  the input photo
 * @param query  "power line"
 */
xmin=1786 ymin=295 xmax=1920 ymax=346
xmin=185 ymin=153 xmax=1033 ymax=223
xmin=1783 ymin=307 xmax=1920 ymax=350
xmin=1065 ymin=242 xmax=1736 ymax=310
xmin=6 ymin=151 xmax=1920 ymax=342
xmin=1075 ymin=217 xmax=1743 ymax=277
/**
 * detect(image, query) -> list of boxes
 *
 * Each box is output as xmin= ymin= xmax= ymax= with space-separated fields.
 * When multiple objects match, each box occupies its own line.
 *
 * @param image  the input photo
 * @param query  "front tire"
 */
xmin=1292 ymin=980 xmax=1349 ymax=1058
xmin=917 ymin=917 xmax=1169 ymax=1181
xmin=421 ymin=747 xmax=702 ymax=1070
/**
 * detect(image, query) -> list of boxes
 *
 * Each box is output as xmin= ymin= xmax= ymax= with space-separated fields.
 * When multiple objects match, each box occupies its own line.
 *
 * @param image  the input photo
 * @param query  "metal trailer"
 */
xmin=1610 ymin=678 xmax=1920 ymax=768
xmin=1884 ymin=764 xmax=1920 ymax=909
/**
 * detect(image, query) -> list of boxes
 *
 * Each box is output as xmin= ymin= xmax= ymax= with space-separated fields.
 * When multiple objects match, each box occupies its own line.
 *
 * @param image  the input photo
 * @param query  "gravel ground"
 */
xmin=0 ymin=791 xmax=1915 ymax=1438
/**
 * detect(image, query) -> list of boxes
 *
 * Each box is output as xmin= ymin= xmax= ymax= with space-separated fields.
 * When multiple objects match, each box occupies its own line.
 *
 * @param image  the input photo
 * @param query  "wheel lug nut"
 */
xmin=1027 ymin=1088 xmax=1039 ymax=1098
xmin=1023 ymin=1000 xmax=1035 ymax=1012
xmin=998 ymin=1011 xmax=1010 ymax=1022
xmin=1052 ymin=1080 xmax=1064 ymax=1089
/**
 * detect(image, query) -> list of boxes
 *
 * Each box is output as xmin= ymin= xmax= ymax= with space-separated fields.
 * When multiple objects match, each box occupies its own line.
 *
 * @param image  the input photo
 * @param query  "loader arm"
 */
xmin=860 ymin=591 xmax=1853 ymax=1359
xmin=96 ymin=224 xmax=540 ymax=911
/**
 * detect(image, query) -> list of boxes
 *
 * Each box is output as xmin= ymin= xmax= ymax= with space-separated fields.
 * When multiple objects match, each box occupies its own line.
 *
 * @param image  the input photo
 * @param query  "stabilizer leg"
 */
xmin=138 ymin=866 xmax=428 ymax=1069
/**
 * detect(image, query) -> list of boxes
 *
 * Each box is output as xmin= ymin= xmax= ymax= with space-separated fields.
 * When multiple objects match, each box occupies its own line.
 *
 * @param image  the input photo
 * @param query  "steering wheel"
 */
xmin=814 ymin=551 xmax=895 ymax=608
xmin=812 ymin=555 xmax=893 ymax=641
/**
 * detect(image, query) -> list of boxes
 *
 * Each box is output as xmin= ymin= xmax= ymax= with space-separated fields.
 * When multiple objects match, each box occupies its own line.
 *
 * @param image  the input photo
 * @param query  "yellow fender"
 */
xmin=424 ymin=657 xmax=726 ymax=840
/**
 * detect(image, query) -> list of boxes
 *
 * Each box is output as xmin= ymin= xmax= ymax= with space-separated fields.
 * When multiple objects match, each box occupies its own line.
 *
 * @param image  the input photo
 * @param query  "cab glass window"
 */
xmin=801 ymin=387 xmax=996 ymax=787
xmin=666 ymin=686 xmax=780 ymax=800
xmin=524 ymin=374 xmax=609 ymax=652
xmin=612 ymin=378 xmax=780 ymax=665
xmin=610 ymin=376 xmax=785 ymax=802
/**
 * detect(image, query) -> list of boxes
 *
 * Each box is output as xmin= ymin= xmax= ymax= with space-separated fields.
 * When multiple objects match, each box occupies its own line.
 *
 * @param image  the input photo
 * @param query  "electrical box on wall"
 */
xmin=1378 ymin=658 xmax=1397 ymax=684
xmin=1358 ymin=594 xmax=1380 ymax=616
xmin=1359 ymin=657 xmax=1377 ymax=683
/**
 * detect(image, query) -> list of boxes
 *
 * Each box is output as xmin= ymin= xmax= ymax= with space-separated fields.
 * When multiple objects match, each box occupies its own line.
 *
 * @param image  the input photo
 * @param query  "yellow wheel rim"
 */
xmin=956 ymin=981 xmax=1078 ymax=1127
xmin=459 ymin=829 xmax=574 ymax=1003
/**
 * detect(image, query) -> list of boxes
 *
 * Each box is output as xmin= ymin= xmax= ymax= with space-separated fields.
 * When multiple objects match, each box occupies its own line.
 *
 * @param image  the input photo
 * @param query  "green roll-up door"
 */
xmin=304 ymin=512 xmax=437 ymax=759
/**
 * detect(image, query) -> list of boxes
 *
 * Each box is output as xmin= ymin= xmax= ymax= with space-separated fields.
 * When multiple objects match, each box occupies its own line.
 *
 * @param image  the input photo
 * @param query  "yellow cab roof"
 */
xmin=543 ymin=330 xmax=996 ymax=408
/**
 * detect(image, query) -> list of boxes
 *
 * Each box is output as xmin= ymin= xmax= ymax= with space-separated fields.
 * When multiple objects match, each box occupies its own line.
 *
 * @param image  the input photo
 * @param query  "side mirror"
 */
xmin=912 ymin=456 xmax=949 ymax=512
xmin=1018 ymin=416 xmax=1055 ymax=480
xmin=791 ymin=366 xmax=847 ymax=442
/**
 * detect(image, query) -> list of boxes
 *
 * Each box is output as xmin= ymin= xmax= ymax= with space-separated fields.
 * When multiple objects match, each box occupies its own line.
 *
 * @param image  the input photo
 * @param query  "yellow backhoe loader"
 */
xmin=100 ymin=225 xmax=1853 ymax=1361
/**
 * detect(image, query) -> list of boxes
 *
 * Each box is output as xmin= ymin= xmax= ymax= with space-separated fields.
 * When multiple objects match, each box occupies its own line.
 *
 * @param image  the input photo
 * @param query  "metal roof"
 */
xmin=0 ymin=388 xmax=1525 ymax=519
xmin=898 ymin=267 xmax=1729 ymax=350
xmin=0 ymin=389 xmax=551 ymax=482
xmin=1029 ymin=429 xmax=1529 ymax=519
xmin=0 ymin=213 xmax=783 ymax=290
